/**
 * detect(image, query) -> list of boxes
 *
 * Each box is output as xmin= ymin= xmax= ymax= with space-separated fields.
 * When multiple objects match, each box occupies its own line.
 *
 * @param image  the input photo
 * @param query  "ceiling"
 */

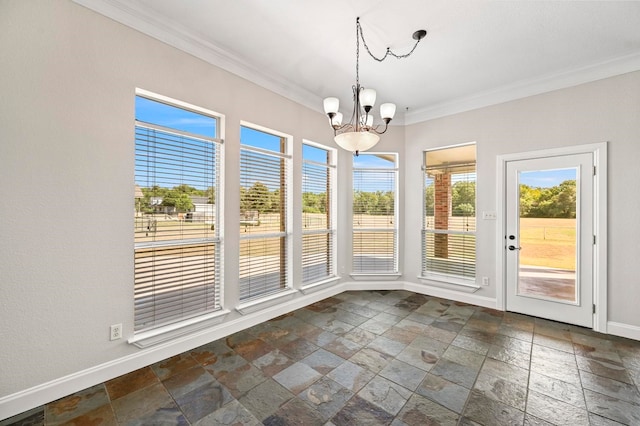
xmin=75 ymin=0 xmax=640 ymax=124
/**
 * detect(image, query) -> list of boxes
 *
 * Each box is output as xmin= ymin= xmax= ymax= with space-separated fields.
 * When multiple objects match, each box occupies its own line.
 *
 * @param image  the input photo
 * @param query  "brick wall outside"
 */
xmin=434 ymin=173 xmax=450 ymax=258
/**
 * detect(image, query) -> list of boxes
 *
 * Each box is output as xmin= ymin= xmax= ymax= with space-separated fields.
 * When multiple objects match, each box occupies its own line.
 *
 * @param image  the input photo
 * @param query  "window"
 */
xmin=422 ymin=143 xmax=476 ymax=281
xmin=239 ymin=125 xmax=291 ymax=301
xmin=134 ymin=93 xmax=222 ymax=333
xmin=302 ymin=142 xmax=337 ymax=286
xmin=353 ymin=153 xmax=398 ymax=274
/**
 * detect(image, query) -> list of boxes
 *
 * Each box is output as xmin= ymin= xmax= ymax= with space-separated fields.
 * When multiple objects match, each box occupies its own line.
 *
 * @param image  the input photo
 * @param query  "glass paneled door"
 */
xmin=505 ymin=153 xmax=593 ymax=327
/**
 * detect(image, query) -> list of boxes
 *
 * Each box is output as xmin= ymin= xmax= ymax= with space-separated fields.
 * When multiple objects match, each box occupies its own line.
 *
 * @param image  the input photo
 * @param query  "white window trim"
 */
xmin=235 ymin=288 xmax=298 ymax=315
xmin=301 ymin=139 xmax=338 ymax=288
xmin=128 ymin=309 xmax=231 ymax=349
xmin=352 ymin=152 xmax=400 ymax=276
xmin=238 ymin=121 xmax=293 ymax=302
xmin=300 ymin=277 xmax=342 ymax=294
xmin=350 ymin=273 xmax=402 ymax=281
xmin=421 ymin=142 xmax=477 ymax=285
xmin=132 ymin=88 xmax=225 ymax=343
xmin=418 ymin=274 xmax=480 ymax=292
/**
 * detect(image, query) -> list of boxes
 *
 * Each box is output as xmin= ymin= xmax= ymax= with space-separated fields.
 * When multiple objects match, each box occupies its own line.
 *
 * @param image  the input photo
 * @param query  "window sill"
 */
xmin=300 ymin=276 xmax=341 ymax=294
xmin=236 ymin=288 xmax=298 ymax=315
xmin=418 ymin=274 xmax=480 ymax=293
xmin=128 ymin=309 xmax=231 ymax=348
xmin=350 ymin=273 xmax=402 ymax=281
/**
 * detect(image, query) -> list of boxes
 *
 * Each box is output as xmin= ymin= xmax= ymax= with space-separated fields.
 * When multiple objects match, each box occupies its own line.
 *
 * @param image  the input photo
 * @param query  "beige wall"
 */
xmin=1 ymin=0 xmax=639 ymax=418
xmin=404 ymin=71 xmax=640 ymax=327
xmin=0 ymin=0 xmax=354 ymax=401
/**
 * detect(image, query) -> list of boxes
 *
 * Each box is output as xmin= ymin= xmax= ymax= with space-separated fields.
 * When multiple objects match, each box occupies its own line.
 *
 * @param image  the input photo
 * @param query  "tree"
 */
xmin=454 ymin=203 xmax=475 ymax=217
xmin=519 ymin=184 xmax=541 ymax=217
xmin=242 ymin=182 xmax=270 ymax=213
xmin=353 ymin=190 xmax=395 ymax=216
xmin=424 ymin=184 xmax=434 ymax=216
xmin=452 ymin=181 xmax=475 ymax=216
xmin=377 ymin=191 xmax=394 ymax=216
xmin=520 ymin=180 xmax=576 ymax=218
xmin=268 ymin=189 xmax=282 ymax=214
xmin=240 ymin=187 xmax=251 ymax=213
xmin=353 ymin=191 xmax=377 ymax=215
xmin=174 ymin=184 xmax=198 ymax=194
xmin=303 ymin=192 xmax=327 ymax=213
xmin=162 ymin=190 xmax=193 ymax=212
xmin=556 ymin=180 xmax=576 ymax=218
xmin=206 ymin=186 xmax=216 ymax=204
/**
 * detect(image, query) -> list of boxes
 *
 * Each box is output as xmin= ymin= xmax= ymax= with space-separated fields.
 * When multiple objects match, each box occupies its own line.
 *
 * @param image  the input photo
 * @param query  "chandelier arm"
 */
xmin=369 ymin=122 xmax=390 ymax=135
xmin=332 ymin=123 xmax=355 ymax=135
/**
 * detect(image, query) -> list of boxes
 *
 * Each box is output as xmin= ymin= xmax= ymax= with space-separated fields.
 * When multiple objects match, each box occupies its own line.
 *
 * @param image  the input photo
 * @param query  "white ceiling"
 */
xmin=76 ymin=0 xmax=640 ymax=124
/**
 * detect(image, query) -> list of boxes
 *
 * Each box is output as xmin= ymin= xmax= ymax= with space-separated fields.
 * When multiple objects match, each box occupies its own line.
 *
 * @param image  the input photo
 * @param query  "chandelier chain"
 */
xmin=356 ymin=18 xmax=424 ymax=63
xmin=356 ymin=18 xmax=360 ymax=86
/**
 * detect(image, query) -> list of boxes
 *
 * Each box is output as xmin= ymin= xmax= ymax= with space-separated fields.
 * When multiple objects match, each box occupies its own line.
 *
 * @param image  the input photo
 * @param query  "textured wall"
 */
xmin=0 ymin=0 xmax=370 ymax=400
xmin=404 ymin=70 xmax=640 ymax=327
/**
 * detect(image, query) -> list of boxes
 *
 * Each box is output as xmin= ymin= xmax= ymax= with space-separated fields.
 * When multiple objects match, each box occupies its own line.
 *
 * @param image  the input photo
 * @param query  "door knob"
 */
xmin=508 ymin=245 xmax=521 ymax=251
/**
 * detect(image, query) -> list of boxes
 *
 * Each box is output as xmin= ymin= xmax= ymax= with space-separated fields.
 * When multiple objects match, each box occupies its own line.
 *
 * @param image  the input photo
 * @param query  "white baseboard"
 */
xmin=607 ymin=321 xmax=640 ymax=341
xmin=2 ymin=281 xmax=636 ymax=421
xmin=0 ymin=283 xmax=347 ymax=421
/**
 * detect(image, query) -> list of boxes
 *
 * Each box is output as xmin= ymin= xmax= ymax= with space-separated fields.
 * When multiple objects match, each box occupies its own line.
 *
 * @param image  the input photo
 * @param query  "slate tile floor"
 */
xmin=3 ymin=290 xmax=640 ymax=425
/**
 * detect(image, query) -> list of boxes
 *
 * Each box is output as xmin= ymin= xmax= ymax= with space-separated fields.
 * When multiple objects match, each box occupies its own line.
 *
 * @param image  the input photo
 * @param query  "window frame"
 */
xmin=301 ymin=140 xmax=338 ymax=288
xmin=238 ymin=122 xmax=293 ymax=304
xmin=420 ymin=142 xmax=477 ymax=287
xmin=132 ymin=89 xmax=227 ymax=345
xmin=351 ymin=152 xmax=400 ymax=277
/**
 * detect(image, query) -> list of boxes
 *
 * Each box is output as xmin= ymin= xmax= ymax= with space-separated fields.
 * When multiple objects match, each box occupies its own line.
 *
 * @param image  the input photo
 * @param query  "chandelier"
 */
xmin=323 ymin=17 xmax=427 ymax=155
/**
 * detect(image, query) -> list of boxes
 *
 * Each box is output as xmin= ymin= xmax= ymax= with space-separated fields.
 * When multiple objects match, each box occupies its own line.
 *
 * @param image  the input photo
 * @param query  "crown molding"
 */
xmin=74 ymin=1 xmax=640 ymax=126
xmin=404 ymin=51 xmax=640 ymax=125
xmin=72 ymin=0 xmax=324 ymax=113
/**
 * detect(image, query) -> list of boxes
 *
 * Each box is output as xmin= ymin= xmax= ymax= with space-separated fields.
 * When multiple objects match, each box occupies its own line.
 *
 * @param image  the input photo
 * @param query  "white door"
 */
xmin=505 ymin=153 xmax=593 ymax=327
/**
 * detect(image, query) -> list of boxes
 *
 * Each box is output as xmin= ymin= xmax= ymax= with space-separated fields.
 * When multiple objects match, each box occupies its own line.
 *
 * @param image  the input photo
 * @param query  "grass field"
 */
xmin=519 ymin=217 xmax=576 ymax=270
xmin=134 ymin=214 xmax=576 ymax=270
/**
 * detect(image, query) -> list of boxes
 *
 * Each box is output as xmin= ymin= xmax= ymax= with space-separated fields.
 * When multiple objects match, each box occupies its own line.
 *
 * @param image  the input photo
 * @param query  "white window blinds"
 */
xmin=239 ymin=125 xmax=290 ymax=301
xmin=134 ymin=95 xmax=222 ymax=333
xmin=302 ymin=143 xmax=336 ymax=285
xmin=422 ymin=144 xmax=476 ymax=280
xmin=353 ymin=153 xmax=398 ymax=274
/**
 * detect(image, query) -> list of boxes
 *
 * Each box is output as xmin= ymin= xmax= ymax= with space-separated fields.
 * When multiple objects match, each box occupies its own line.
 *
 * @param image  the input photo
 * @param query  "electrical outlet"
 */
xmin=110 ymin=323 xmax=122 ymax=341
xmin=482 ymin=277 xmax=490 ymax=286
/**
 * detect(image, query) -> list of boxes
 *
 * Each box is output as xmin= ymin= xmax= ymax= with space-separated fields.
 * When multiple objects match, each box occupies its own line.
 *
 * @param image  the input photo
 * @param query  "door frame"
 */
xmin=495 ymin=142 xmax=608 ymax=333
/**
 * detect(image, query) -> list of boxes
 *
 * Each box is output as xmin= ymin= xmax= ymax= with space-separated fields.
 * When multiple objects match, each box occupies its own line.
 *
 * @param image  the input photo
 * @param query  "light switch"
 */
xmin=482 ymin=211 xmax=497 ymax=220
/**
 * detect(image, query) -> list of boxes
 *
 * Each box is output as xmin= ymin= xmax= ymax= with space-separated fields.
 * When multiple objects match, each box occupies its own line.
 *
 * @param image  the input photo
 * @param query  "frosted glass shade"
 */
xmin=380 ymin=103 xmax=396 ymax=120
xmin=331 ymin=112 xmax=343 ymax=126
xmin=365 ymin=114 xmax=374 ymax=127
xmin=323 ymin=97 xmax=339 ymax=114
xmin=359 ymin=89 xmax=376 ymax=108
xmin=334 ymin=131 xmax=380 ymax=153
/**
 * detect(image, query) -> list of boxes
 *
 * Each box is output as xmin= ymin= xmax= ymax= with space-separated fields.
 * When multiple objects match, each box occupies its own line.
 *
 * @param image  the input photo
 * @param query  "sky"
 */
xmin=519 ymin=168 xmax=576 ymax=188
xmin=135 ymin=96 xmax=216 ymax=138
xmin=137 ymin=96 xmax=395 ymax=193
xmin=136 ymin=96 xmax=575 ymax=191
xmin=353 ymin=153 xmax=395 ymax=169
